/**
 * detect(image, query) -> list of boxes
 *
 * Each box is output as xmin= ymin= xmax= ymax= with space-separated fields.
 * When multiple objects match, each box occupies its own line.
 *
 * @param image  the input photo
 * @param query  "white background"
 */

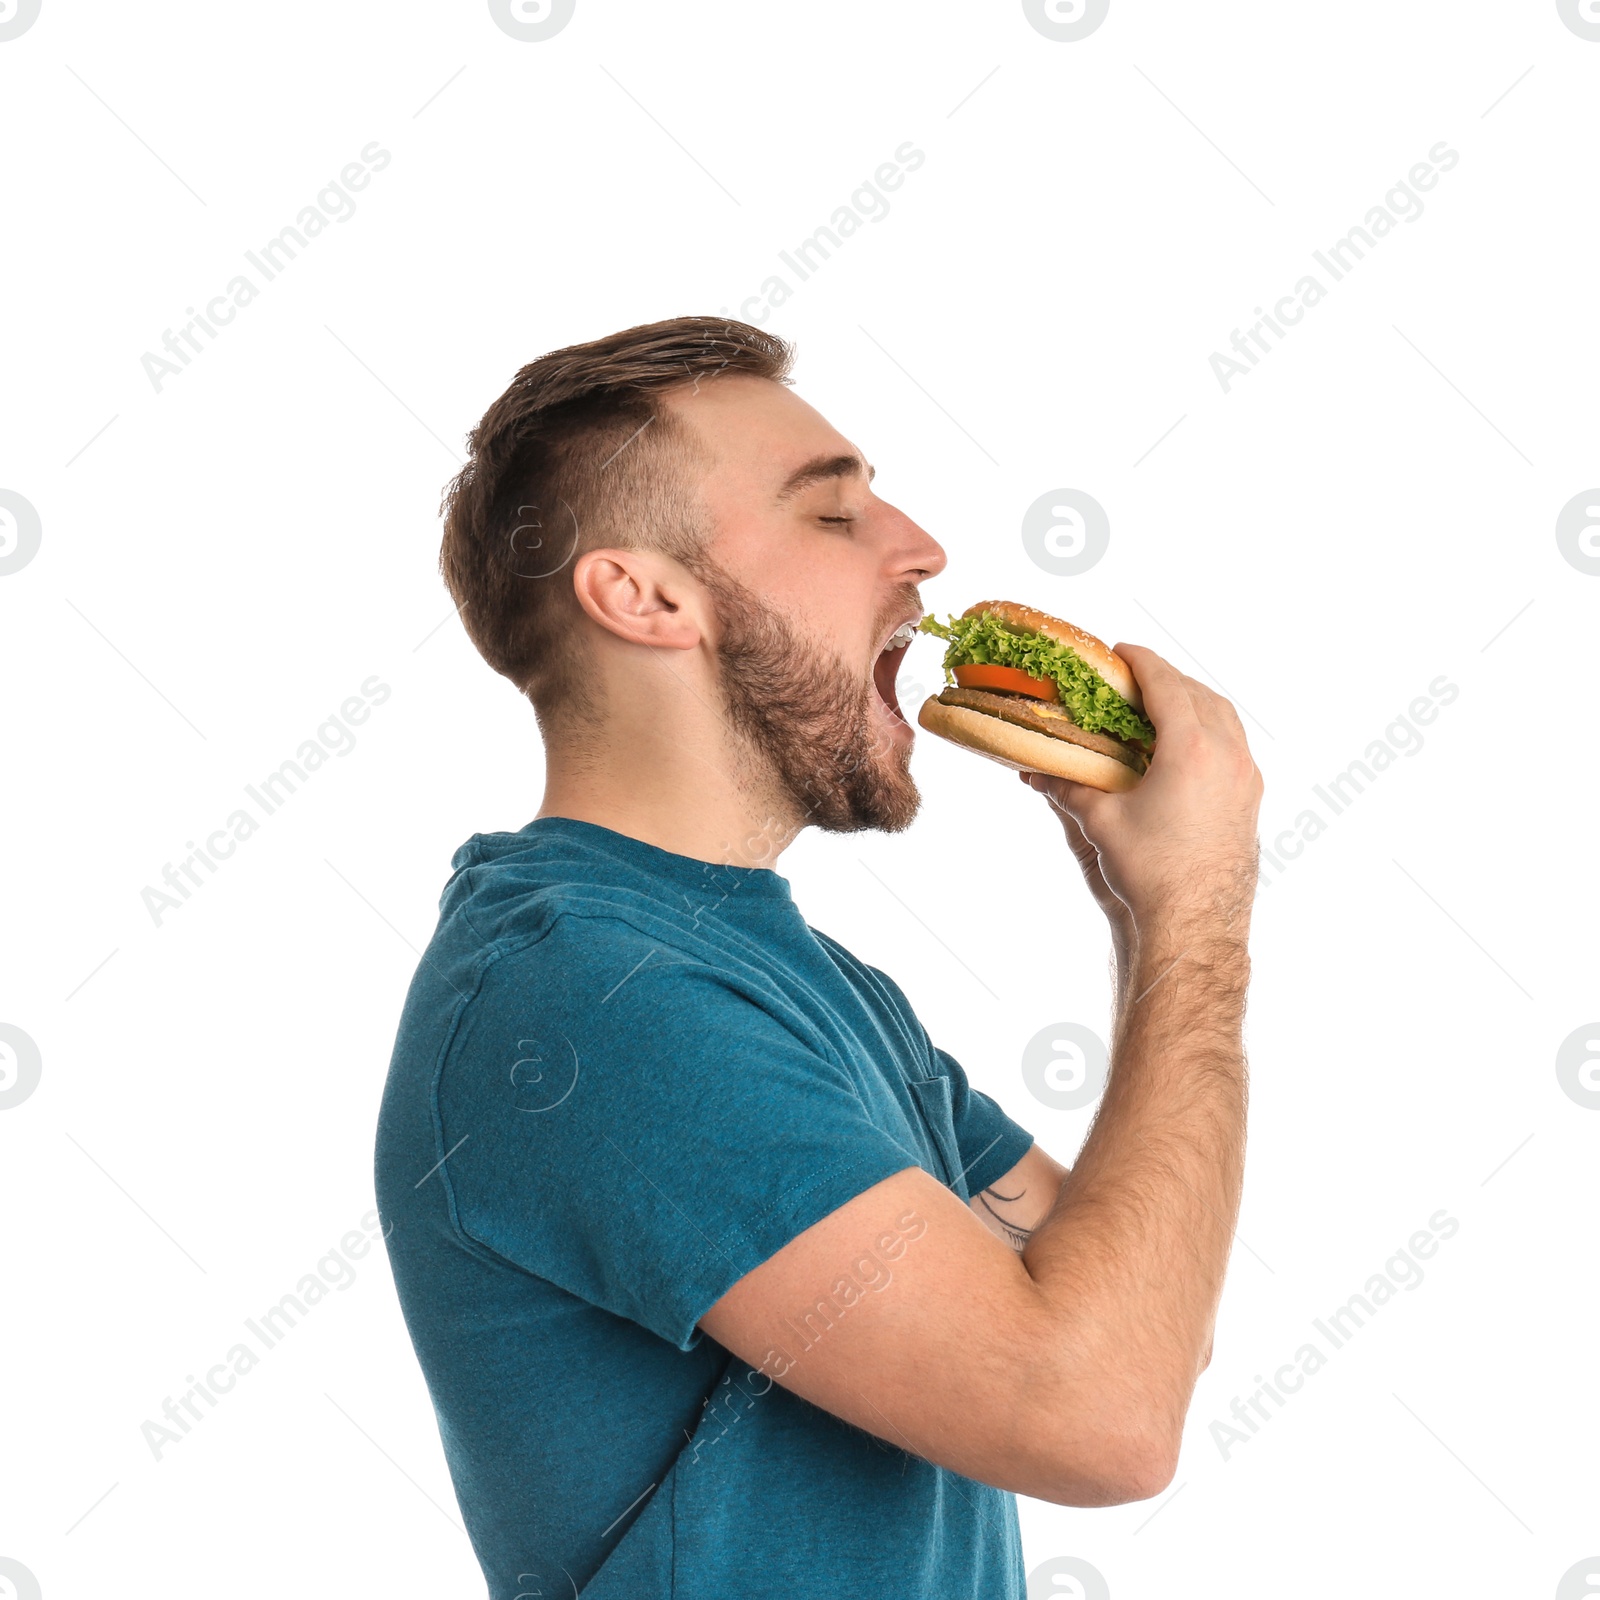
xmin=3 ymin=1 xmax=1598 ymax=1596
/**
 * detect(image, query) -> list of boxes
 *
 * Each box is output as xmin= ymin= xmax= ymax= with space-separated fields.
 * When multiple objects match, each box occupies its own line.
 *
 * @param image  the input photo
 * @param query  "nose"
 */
xmin=887 ymin=505 xmax=947 ymax=583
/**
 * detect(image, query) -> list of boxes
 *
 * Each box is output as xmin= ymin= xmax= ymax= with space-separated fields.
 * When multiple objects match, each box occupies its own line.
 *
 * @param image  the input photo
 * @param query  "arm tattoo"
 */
xmin=977 ymin=1185 xmax=1033 ymax=1251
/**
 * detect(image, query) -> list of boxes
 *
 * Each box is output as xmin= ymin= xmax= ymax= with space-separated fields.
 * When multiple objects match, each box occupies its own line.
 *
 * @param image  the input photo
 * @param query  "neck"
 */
xmin=535 ymin=717 xmax=803 ymax=870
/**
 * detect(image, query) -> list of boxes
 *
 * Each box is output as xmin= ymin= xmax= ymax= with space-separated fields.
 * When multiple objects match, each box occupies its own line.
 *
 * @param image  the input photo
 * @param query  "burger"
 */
xmin=915 ymin=601 xmax=1155 ymax=793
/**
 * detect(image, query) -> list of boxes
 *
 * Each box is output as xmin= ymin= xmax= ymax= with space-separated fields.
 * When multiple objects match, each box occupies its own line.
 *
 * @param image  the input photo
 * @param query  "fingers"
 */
xmin=1202 ymin=689 xmax=1248 ymax=743
xmin=1116 ymin=642 xmax=1249 ymax=748
xmin=1178 ymin=677 xmax=1245 ymax=741
xmin=1112 ymin=643 xmax=1195 ymax=728
xmin=1023 ymin=774 xmax=1089 ymax=836
xmin=1022 ymin=770 xmax=1112 ymax=830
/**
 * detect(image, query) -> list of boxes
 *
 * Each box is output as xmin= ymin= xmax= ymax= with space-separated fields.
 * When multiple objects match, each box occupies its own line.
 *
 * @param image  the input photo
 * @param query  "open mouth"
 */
xmin=871 ymin=620 xmax=917 ymax=729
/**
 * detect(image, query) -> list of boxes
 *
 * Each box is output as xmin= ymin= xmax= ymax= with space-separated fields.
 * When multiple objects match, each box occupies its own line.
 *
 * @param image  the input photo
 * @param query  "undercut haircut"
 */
xmin=438 ymin=316 xmax=795 ymax=735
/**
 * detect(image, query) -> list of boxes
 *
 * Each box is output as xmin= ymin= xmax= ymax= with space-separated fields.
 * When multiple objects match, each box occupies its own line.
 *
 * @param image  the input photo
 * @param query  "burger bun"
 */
xmin=962 ymin=600 xmax=1144 ymax=714
xmin=918 ymin=697 xmax=1142 ymax=794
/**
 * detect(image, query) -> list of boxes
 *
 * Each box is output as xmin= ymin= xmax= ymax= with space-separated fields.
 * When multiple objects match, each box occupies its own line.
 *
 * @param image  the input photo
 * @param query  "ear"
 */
xmin=571 ymin=547 xmax=704 ymax=651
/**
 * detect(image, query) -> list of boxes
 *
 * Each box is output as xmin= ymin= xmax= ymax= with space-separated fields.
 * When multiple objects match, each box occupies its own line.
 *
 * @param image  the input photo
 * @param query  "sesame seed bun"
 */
xmin=961 ymin=600 xmax=1144 ymax=714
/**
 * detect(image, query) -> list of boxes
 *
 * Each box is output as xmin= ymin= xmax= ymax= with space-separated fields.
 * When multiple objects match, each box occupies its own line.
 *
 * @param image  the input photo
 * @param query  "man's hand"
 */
xmin=1020 ymin=642 xmax=1263 ymax=944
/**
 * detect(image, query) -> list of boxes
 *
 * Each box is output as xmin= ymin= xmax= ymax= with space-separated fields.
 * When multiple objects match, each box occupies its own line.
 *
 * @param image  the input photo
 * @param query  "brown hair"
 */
xmin=439 ymin=316 xmax=795 ymax=732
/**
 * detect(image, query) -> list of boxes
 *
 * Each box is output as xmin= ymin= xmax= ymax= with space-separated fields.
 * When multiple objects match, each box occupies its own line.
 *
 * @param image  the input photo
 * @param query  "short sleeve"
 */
xmin=820 ymin=940 xmax=1036 ymax=1197
xmin=435 ymin=915 xmax=923 ymax=1350
xmin=927 ymin=1045 xmax=1035 ymax=1196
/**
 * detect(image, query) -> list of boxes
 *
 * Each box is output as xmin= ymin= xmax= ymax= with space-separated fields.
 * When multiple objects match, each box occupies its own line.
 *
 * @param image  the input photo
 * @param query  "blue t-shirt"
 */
xmin=374 ymin=817 xmax=1035 ymax=1598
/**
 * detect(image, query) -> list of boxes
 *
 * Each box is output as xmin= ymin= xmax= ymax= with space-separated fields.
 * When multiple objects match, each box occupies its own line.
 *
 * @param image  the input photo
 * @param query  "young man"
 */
xmin=374 ymin=317 xmax=1262 ymax=1599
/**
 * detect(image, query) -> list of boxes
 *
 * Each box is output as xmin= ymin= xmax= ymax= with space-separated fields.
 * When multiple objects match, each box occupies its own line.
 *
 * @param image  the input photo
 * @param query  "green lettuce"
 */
xmin=918 ymin=610 xmax=1155 ymax=744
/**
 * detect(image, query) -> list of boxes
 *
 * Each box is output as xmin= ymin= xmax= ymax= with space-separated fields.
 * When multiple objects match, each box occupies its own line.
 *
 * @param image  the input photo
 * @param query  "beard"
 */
xmin=690 ymin=560 xmax=921 ymax=836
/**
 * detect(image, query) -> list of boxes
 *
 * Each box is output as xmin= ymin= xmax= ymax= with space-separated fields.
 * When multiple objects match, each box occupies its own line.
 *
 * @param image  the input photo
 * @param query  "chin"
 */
xmin=806 ymin=710 xmax=922 ymax=835
xmin=701 ymin=560 xmax=924 ymax=836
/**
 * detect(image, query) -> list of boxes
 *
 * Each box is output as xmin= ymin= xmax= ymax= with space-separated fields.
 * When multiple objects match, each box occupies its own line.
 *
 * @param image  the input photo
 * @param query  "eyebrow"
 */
xmin=774 ymin=453 xmax=876 ymax=503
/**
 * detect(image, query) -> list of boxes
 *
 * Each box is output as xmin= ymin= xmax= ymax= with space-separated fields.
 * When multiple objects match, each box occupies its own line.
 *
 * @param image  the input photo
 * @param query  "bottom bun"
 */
xmin=917 ymin=697 xmax=1142 ymax=793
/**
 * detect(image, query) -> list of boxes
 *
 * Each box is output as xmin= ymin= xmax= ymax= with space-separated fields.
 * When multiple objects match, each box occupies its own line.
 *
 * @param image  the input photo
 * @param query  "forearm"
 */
xmin=1022 ymin=926 xmax=1250 ymax=1459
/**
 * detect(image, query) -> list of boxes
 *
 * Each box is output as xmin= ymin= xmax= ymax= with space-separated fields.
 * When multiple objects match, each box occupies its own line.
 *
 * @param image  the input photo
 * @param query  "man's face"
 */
xmin=661 ymin=374 xmax=948 ymax=836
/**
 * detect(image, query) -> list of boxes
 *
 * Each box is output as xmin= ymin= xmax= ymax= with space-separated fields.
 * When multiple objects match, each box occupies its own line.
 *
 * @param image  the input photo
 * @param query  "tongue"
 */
xmin=873 ymin=646 xmax=904 ymax=722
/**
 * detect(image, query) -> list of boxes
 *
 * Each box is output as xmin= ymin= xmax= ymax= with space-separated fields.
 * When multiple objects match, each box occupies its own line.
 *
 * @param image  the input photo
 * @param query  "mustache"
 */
xmin=874 ymin=585 xmax=924 ymax=650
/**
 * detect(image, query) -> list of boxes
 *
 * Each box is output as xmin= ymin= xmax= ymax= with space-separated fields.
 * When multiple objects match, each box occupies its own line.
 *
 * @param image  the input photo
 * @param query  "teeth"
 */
xmin=886 ymin=623 xmax=915 ymax=649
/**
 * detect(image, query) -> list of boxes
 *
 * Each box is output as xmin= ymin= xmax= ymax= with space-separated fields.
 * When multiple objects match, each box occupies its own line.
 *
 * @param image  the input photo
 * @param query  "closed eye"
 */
xmin=819 ymin=515 xmax=854 ymax=525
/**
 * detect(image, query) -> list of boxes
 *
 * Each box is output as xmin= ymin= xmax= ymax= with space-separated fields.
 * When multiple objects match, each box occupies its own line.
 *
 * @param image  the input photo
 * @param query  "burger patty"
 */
xmin=936 ymin=686 xmax=1150 ymax=774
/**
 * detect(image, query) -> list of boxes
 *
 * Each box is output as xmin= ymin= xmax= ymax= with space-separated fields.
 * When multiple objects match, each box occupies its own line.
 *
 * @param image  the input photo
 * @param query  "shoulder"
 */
xmin=474 ymin=903 xmax=706 ymax=1004
xmin=808 ymin=926 xmax=921 ymax=1014
xmin=462 ymin=907 xmax=819 ymax=1050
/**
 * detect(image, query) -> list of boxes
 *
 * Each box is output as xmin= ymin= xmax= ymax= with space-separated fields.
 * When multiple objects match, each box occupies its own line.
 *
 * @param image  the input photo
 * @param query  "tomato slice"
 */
xmin=952 ymin=663 xmax=1059 ymax=701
